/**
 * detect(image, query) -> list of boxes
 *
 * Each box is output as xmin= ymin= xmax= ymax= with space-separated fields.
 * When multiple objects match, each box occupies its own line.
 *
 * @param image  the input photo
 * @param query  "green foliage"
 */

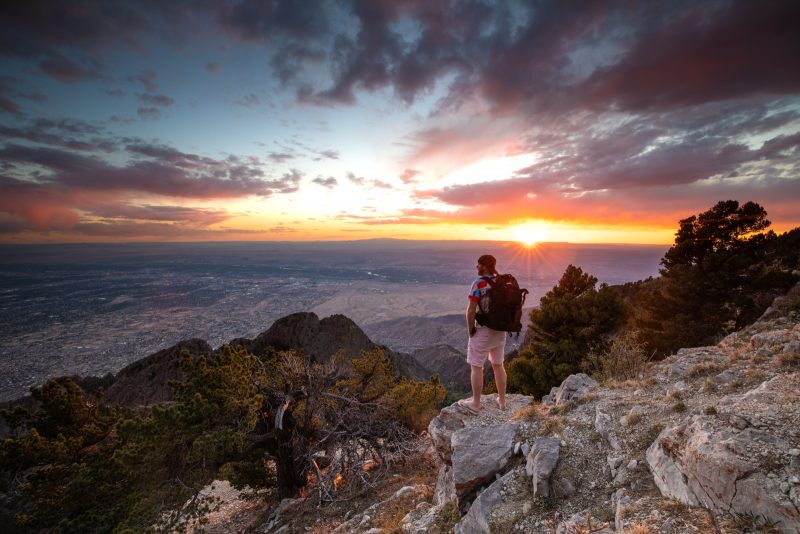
xmin=508 ymin=264 xmax=625 ymax=398
xmin=527 ymin=265 xmax=626 ymax=366
xmin=632 ymin=201 xmax=799 ymax=355
xmin=0 ymin=345 xmax=445 ymax=532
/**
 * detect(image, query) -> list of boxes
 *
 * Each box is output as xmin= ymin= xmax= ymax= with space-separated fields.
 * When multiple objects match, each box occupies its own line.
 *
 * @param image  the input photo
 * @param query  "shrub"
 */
xmin=583 ymin=330 xmax=650 ymax=382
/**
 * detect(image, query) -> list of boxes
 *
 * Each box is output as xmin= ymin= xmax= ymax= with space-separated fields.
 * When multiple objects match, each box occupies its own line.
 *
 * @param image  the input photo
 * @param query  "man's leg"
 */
xmin=491 ymin=362 xmax=507 ymax=410
xmin=469 ymin=364 xmax=484 ymax=410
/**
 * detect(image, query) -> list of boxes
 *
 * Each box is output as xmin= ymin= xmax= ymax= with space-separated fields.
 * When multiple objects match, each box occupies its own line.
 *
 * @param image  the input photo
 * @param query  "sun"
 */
xmin=511 ymin=222 xmax=549 ymax=246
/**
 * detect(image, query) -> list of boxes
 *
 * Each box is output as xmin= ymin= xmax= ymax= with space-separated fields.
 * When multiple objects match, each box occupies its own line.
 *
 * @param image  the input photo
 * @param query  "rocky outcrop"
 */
xmin=235 ymin=312 xmax=431 ymax=380
xmin=647 ymin=373 xmax=800 ymax=532
xmin=541 ymin=372 xmax=597 ymax=406
xmin=451 ymin=422 xmax=519 ymax=505
xmin=526 ymin=437 xmax=561 ymax=498
xmin=453 ymin=470 xmax=515 ymax=534
xmin=400 ymin=287 xmax=800 ymax=533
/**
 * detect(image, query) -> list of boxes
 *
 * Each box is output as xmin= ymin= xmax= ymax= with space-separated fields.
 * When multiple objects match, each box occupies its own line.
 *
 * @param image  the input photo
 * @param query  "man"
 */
xmin=459 ymin=254 xmax=507 ymax=413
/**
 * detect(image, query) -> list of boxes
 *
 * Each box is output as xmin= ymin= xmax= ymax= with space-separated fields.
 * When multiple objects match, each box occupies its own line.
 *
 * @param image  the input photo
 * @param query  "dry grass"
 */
xmin=671 ymin=400 xmax=687 ymax=413
xmin=621 ymin=411 xmax=643 ymax=427
xmin=703 ymin=405 xmax=717 ymax=415
xmin=619 ymin=522 xmax=651 ymax=534
xmin=548 ymin=399 xmax=577 ymax=415
xmin=776 ymin=350 xmax=800 ymax=367
xmin=688 ymin=362 xmax=722 ymax=378
xmin=512 ymin=403 xmax=542 ymax=422
xmin=666 ymin=389 xmax=683 ymax=400
xmin=541 ymin=416 xmax=564 ymax=435
xmin=702 ymin=377 xmax=717 ymax=393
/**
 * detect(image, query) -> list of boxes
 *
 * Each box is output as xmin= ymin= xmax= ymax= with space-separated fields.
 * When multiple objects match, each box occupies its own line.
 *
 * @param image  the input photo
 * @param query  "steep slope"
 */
xmin=396 ymin=285 xmax=800 ymax=534
xmin=104 ymin=338 xmax=212 ymax=406
xmin=411 ymin=344 xmax=470 ymax=393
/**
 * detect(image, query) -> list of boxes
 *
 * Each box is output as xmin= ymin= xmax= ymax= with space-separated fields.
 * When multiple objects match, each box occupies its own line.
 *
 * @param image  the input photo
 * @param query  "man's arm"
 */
xmin=466 ymin=299 xmax=478 ymax=337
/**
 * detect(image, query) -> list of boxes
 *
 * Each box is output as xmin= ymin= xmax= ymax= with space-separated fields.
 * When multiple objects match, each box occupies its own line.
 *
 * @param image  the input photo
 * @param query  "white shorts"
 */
xmin=467 ymin=326 xmax=507 ymax=367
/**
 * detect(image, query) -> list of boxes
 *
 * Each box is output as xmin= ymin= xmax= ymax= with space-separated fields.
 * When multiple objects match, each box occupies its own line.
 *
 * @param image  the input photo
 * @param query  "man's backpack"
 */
xmin=476 ymin=274 xmax=529 ymax=333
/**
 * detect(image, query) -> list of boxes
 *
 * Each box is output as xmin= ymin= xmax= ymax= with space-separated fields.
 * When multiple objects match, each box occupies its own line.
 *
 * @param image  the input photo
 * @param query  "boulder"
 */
xmin=647 ymin=405 xmax=800 ymax=532
xmin=451 ymin=423 xmax=519 ymax=504
xmin=454 ymin=470 xmax=514 ymax=534
xmin=541 ymin=373 xmax=598 ymax=405
xmin=427 ymin=404 xmax=467 ymax=463
xmin=525 ymin=437 xmax=561 ymax=498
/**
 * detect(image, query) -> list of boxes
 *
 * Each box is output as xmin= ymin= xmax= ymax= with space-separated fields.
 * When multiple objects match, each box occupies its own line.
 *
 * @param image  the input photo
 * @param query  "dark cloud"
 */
xmin=137 ymin=107 xmax=161 ymax=120
xmin=205 ymin=61 xmax=220 ymax=73
xmin=215 ymin=0 xmax=332 ymax=41
xmin=38 ymin=51 xmax=103 ymax=83
xmin=0 ymin=118 xmax=107 ymax=151
xmin=312 ymin=175 xmax=337 ymax=188
xmin=138 ymin=93 xmax=174 ymax=106
xmin=84 ymin=204 xmax=231 ymax=226
xmin=0 ymin=96 xmax=20 ymax=114
xmin=70 ymin=221 xmax=260 ymax=239
xmin=0 ymin=143 xmax=294 ymax=199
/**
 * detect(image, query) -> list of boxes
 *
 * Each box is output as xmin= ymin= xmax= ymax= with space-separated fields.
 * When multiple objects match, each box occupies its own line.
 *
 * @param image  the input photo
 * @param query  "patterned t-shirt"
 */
xmin=468 ymin=275 xmax=494 ymax=314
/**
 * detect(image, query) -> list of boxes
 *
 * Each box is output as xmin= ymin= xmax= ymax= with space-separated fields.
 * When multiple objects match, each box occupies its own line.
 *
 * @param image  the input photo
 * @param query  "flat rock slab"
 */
xmin=451 ymin=422 xmax=519 ymax=504
xmin=428 ymin=393 xmax=533 ymax=463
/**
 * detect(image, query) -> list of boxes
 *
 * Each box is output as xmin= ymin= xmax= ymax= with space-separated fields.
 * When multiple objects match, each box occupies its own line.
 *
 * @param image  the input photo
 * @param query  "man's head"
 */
xmin=477 ymin=254 xmax=497 ymax=276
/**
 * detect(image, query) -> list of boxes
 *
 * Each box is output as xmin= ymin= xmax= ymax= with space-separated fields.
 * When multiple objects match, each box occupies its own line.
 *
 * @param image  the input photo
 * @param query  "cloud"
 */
xmin=234 ymin=93 xmax=261 ymax=107
xmin=0 ymin=76 xmax=47 ymax=114
xmin=0 ymin=96 xmax=20 ymax=114
xmin=312 ymin=175 xmax=337 ymax=188
xmin=0 ymin=143 xmax=299 ymax=199
xmin=315 ymin=148 xmax=339 ymax=160
xmin=346 ymin=172 xmax=366 ymax=185
xmin=105 ymin=88 xmax=124 ymax=97
xmin=0 ymin=118 xmax=105 ymax=151
xmin=70 ymin=221 xmax=261 ymax=239
xmin=138 ymin=93 xmax=174 ymax=106
xmin=137 ymin=107 xmax=161 ymax=120
xmin=205 ymin=61 xmax=220 ymax=73
xmin=84 ymin=204 xmax=232 ymax=226
xmin=38 ymin=52 xmax=103 ymax=83
xmin=268 ymin=152 xmax=294 ymax=163
xmin=0 ymin=141 xmax=308 ymax=236
xmin=399 ymin=169 xmax=420 ymax=184
xmin=127 ymin=70 xmax=158 ymax=93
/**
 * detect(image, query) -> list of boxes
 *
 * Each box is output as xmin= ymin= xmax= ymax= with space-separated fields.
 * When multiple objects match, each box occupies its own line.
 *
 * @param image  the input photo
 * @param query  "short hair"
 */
xmin=477 ymin=254 xmax=496 ymax=269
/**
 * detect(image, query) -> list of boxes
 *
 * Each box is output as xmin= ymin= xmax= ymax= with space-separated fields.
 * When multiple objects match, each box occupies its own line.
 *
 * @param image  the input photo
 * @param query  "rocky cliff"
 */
xmin=317 ymin=285 xmax=800 ymax=533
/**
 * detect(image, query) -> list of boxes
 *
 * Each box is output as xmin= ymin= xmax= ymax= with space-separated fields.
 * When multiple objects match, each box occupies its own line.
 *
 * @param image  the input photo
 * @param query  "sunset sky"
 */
xmin=1 ymin=0 xmax=798 ymax=244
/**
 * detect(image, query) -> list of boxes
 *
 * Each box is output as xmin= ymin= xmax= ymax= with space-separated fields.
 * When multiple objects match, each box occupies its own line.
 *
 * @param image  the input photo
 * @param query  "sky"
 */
xmin=0 ymin=0 xmax=799 ymax=245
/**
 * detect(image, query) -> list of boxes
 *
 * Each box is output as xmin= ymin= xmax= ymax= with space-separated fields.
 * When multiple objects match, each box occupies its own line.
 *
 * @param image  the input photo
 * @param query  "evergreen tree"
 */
xmin=507 ymin=265 xmax=625 ymax=398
